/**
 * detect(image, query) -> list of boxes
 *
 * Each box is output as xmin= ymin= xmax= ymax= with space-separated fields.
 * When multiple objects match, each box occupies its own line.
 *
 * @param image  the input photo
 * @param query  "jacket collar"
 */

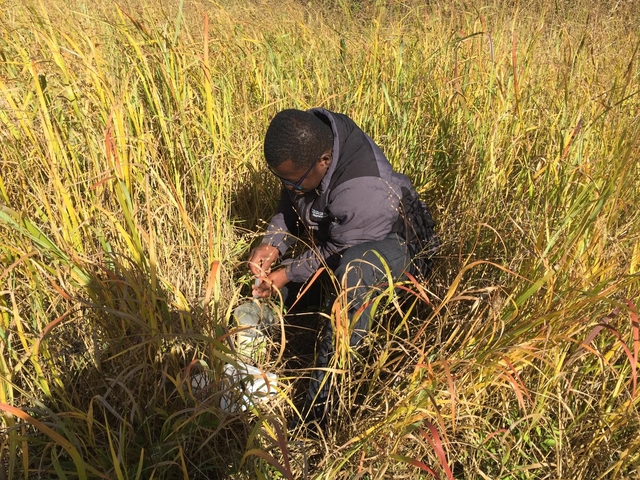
xmin=308 ymin=108 xmax=340 ymax=195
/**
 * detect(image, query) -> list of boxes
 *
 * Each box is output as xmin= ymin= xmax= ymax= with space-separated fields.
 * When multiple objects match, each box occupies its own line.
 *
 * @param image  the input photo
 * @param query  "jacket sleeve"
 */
xmin=261 ymin=188 xmax=299 ymax=256
xmin=282 ymin=177 xmax=402 ymax=283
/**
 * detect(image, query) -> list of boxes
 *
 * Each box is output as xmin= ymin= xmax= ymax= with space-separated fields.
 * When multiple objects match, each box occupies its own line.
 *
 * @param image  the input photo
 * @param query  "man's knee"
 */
xmin=335 ymin=236 xmax=410 ymax=288
xmin=335 ymin=249 xmax=386 ymax=289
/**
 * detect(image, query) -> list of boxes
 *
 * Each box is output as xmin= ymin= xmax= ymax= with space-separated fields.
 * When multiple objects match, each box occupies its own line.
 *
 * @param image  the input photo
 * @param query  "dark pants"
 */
xmin=282 ymin=233 xmax=414 ymax=419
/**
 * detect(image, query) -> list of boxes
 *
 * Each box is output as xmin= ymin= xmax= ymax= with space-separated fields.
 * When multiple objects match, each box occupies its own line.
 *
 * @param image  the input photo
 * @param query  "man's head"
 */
xmin=264 ymin=109 xmax=334 ymax=193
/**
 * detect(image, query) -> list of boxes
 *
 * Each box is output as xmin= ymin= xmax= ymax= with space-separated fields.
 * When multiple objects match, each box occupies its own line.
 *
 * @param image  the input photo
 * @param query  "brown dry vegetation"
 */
xmin=1 ymin=0 xmax=639 ymax=478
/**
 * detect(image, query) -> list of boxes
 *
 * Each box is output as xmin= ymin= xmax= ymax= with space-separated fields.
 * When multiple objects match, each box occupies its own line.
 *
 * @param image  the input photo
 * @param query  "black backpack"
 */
xmin=393 ymin=187 xmax=440 ymax=279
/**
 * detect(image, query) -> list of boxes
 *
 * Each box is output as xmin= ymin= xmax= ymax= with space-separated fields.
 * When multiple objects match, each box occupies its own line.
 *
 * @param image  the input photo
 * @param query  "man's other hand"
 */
xmin=252 ymin=269 xmax=290 ymax=298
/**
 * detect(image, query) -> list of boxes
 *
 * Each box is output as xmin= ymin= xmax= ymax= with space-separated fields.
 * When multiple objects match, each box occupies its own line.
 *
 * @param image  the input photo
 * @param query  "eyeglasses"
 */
xmin=268 ymin=159 xmax=318 ymax=191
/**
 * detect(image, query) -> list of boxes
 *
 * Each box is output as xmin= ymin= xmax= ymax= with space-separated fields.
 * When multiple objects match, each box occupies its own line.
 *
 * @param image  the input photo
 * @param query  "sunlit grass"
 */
xmin=1 ymin=0 xmax=639 ymax=478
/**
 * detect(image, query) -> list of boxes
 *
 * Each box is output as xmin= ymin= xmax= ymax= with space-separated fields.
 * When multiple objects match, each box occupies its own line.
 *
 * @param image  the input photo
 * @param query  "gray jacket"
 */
xmin=262 ymin=108 xmax=425 ymax=283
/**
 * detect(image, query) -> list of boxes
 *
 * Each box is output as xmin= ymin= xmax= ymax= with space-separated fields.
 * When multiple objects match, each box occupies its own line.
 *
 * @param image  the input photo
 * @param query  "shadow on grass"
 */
xmin=5 ymin=253 xmax=265 ymax=479
xmin=228 ymin=163 xmax=281 ymax=237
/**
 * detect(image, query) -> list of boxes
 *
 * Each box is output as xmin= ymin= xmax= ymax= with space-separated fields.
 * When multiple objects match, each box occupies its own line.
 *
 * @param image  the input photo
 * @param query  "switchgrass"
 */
xmin=1 ymin=0 xmax=639 ymax=478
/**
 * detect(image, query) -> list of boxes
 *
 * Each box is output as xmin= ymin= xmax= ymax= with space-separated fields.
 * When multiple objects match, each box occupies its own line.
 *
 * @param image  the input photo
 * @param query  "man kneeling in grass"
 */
xmin=248 ymin=108 xmax=438 ymax=426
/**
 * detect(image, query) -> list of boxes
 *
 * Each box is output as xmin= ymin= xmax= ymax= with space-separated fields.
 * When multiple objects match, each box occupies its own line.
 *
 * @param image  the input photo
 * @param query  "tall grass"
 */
xmin=1 ymin=0 xmax=639 ymax=478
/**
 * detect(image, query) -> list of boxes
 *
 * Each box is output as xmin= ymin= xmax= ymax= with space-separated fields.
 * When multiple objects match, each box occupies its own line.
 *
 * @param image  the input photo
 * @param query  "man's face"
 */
xmin=269 ymin=150 xmax=332 ymax=195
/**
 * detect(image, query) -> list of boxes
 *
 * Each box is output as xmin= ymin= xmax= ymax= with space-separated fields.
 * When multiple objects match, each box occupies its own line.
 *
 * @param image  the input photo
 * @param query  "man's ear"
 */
xmin=320 ymin=150 xmax=333 ymax=167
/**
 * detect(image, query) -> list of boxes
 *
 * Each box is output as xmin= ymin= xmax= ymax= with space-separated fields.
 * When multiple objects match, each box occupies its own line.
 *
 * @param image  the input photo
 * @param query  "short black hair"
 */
xmin=263 ymin=109 xmax=334 ymax=169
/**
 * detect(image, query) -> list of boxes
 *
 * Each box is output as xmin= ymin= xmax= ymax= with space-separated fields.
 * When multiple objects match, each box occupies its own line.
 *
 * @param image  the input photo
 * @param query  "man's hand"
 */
xmin=252 ymin=268 xmax=290 ymax=299
xmin=248 ymin=244 xmax=279 ymax=278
